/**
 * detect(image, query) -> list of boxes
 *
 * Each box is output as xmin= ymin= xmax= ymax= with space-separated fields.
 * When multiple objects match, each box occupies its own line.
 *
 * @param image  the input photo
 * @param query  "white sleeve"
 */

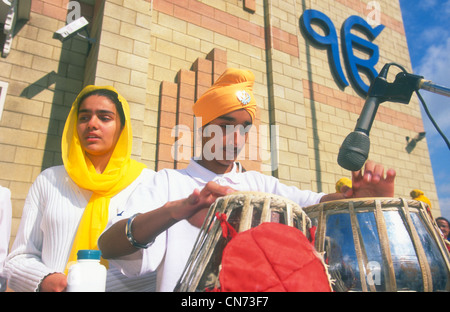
xmin=254 ymin=172 xmax=325 ymax=207
xmin=102 ymin=170 xmax=170 ymax=277
xmin=0 ymin=187 xmax=12 ymax=292
xmin=107 ymin=232 xmax=167 ymax=277
xmin=4 ymin=175 xmax=56 ymax=292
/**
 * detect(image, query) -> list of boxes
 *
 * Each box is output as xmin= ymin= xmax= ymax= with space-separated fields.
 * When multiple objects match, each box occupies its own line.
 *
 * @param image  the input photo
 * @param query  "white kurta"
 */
xmin=5 ymin=165 xmax=158 ymax=292
xmin=0 ymin=186 xmax=12 ymax=292
xmin=108 ymin=159 xmax=325 ymax=292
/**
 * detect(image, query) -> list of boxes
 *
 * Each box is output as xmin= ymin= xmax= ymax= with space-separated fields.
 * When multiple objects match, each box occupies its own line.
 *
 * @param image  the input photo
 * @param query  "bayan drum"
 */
xmin=175 ymin=191 xmax=314 ymax=292
xmin=303 ymin=198 xmax=450 ymax=292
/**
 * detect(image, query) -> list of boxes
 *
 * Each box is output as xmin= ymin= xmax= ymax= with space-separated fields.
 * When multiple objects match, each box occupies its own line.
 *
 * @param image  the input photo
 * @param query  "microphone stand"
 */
xmin=388 ymin=65 xmax=450 ymax=152
xmin=419 ymin=79 xmax=450 ymax=98
xmin=338 ymin=63 xmax=450 ymax=171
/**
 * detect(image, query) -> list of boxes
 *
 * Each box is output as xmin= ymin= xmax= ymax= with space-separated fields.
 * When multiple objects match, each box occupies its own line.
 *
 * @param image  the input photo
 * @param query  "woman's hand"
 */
xmin=39 ymin=273 xmax=67 ymax=292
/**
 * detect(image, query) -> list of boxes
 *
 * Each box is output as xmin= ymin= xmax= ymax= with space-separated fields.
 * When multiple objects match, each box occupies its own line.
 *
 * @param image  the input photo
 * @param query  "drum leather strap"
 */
xmin=316 ymin=203 xmax=326 ymax=252
xmin=400 ymin=198 xmax=433 ymax=292
xmin=374 ymin=199 xmax=396 ymax=291
xmin=349 ymin=201 xmax=374 ymax=292
xmin=418 ymin=202 xmax=450 ymax=271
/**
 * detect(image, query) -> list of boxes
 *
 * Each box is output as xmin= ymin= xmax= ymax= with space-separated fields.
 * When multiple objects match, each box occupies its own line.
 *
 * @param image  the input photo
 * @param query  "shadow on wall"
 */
xmin=299 ymin=0 xmax=323 ymax=192
xmin=19 ymin=36 xmax=89 ymax=172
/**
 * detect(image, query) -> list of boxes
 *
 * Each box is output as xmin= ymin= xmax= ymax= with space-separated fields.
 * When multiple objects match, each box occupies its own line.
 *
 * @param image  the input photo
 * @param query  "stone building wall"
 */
xmin=0 ymin=0 xmax=439 ymax=247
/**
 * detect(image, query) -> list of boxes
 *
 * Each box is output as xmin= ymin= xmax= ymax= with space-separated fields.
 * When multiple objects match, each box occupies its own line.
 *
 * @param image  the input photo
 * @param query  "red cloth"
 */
xmin=216 ymin=222 xmax=332 ymax=292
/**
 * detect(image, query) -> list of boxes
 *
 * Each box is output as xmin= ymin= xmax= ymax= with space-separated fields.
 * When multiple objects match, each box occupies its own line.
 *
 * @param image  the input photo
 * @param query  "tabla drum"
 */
xmin=175 ymin=191 xmax=313 ymax=292
xmin=303 ymin=198 xmax=450 ymax=292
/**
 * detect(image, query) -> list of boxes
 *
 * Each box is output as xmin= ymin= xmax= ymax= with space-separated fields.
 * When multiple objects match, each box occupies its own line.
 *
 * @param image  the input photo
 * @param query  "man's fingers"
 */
xmin=371 ymin=164 xmax=385 ymax=183
xmin=187 ymin=189 xmax=201 ymax=205
xmin=385 ymin=168 xmax=396 ymax=182
xmin=202 ymin=181 xmax=235 ymax=197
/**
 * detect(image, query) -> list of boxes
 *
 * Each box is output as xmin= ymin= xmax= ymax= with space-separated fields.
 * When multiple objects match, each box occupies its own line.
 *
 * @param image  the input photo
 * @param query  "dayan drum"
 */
xmin=175 ymin=191 xmax=313 ymax=292
xmin=303 ymin=198 xmax=450 ymax=292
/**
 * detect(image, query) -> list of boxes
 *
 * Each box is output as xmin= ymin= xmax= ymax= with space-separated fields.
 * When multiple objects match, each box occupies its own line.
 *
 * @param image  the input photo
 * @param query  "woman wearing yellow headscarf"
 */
xmin=5 ymin=86 xmax=155 ymax=292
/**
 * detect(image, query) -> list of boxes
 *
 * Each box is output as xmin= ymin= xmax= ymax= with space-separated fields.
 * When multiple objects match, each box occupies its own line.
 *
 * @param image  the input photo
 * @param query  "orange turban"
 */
xmin=193 ymin=68 xmax=257 ymax=127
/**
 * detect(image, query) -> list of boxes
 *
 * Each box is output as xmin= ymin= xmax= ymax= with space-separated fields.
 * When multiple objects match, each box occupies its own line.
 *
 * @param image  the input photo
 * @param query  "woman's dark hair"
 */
xmin=77 ymin=89 xmax=126 ymax=128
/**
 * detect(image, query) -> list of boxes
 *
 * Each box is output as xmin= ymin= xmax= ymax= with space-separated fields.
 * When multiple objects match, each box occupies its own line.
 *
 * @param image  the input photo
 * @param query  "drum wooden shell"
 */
xmin=303 ymin=198 xmax=450 ymax=292
xmin=175 ymin=191 xmax=312 ymax=292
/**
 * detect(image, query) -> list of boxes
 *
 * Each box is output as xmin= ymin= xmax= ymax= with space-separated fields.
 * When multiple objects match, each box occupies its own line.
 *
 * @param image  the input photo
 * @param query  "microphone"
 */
xmin=337 ymin=122 xmax=371 ymax=171
xmin=338 ymin=63 xmax=450 ymax=171
xmin=337 ymin=65 xmax=390 ymax=171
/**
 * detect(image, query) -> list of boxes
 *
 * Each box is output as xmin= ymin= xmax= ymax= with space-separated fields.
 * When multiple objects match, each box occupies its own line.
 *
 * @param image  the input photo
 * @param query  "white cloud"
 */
xmin=418 ymin=0 xmax=438 ymax=8
xmin=418 ymin=0 xmax=450 ymax=16
xmin=416 ymin=38 xmax=450 ymax=83
xmin=438 ymin=182 xmax=450 ymax=194
xmin=442 ymin=0 xmax=450 ymax=15
xmin=415 ymin=37 xmax=450 ymax=139
xmin=418 ymin=26 xmax=450 ymax=45
xmin=438 ymin=196 xmax=450 ymax=218
xmin=408 ymin=5 xmax=450 ymax=218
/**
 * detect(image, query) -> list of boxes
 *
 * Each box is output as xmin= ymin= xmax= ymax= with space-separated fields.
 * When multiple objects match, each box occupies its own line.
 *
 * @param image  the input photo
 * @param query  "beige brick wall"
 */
xmin=92 ymin=0 xmax=152 ymax=165
xmin=145 ymin=0 xmax=438 ymax=214
xmin=150 ymin=0 xmax=272 ymax=174
xmin=0 ymin=9 xmax=90 ymax=244
xmin=0 ymin=0 xmax=441 ymax=250
xmin=296 ymin=0 xmax=439 ymax=215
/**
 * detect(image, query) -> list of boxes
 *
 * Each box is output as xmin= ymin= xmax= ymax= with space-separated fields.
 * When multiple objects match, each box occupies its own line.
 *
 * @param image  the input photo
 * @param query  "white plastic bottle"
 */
xmin=66 ymin=249 xmax=107 ymax=292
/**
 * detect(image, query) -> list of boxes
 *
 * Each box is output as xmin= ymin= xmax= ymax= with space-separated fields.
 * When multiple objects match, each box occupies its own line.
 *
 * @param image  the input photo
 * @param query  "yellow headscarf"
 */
xmin=62 ymin=85 xmax=146 ymax=273
xmin=193 ymin=68 xmax=257 ymax=127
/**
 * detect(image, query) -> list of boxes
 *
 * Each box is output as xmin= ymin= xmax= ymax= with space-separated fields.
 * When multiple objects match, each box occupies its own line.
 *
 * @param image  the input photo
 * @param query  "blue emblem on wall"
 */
xmin=300 ymin=9 xmax=385 ymax=95
xmin=341 ymin=16 xmax=385 ymax=94
xmin=300 ymin=9 xmax=349 ymax=88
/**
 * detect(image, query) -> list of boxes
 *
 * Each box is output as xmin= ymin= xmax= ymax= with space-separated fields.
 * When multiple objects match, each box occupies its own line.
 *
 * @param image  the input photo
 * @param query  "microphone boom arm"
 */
xmin=338 ymin=63 xmax=450 ymax=171
xmin=419 ymin=79 xmax=450 ymax=98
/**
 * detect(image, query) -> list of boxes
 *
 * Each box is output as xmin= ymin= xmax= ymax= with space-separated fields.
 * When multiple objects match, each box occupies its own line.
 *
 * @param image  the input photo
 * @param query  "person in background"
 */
xmin=5 ymin=85 xmax=157 ymax=292
xmin=435 ymin=216 xmax=450 ymax=252
xmin=0 ymin=186 xmax=12 ymax=292
xmin=98 ymin=68 xmax=396 ymax=292
xmin=436 ymin=217 xmax=450 ymax=239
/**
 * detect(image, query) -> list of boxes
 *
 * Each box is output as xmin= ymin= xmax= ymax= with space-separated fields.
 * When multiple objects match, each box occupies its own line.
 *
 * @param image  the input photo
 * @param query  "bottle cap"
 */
xmin=77 ymin=249 xmax=101 ymax=260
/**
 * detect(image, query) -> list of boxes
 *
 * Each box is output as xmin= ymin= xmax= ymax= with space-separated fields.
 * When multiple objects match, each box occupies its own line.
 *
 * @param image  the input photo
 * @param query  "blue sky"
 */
xmin=399 ymin=0 xmax=450 ymax=218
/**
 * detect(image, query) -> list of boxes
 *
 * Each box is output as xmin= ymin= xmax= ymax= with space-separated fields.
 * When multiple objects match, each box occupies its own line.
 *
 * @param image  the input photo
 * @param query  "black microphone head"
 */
xmin=338 ymin=131 xmax=370 ymax=171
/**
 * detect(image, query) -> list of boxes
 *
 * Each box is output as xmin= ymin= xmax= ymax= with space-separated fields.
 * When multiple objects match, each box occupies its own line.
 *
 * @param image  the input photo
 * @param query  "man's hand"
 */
xmin=170 ymin=181 xmax=235 ymax=227
xmin=343 ymin=160 xmax=396 ymax=198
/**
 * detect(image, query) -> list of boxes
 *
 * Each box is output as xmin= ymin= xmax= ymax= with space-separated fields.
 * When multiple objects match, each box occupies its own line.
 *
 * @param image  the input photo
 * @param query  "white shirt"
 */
xmin=5 ymin=166 xmax=158 ymax=292
xmin=109 ymin=159 xmax=324 ymax=292
xmin=0 ymin=186 xmax=12 ymax=292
